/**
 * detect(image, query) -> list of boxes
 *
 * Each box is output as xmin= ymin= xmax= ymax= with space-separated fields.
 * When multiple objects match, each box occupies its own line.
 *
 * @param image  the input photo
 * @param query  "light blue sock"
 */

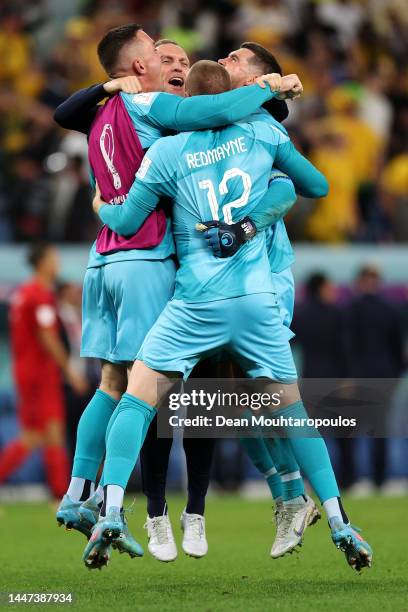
xmin=104 ymin=393 xmax=157 ymax=489
xmin=264 ymin=438 xmax=305 ymax=501
xmin=240 ymin=437 xmax=283 ymax=500
xmin=72 ymin=389 xmax=118 ymax=481
xmin=273 ymin=401 xmax=340 ymax=503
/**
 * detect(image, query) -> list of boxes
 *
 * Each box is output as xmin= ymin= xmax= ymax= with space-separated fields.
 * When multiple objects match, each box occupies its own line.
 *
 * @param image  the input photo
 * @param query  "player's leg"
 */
xmin=180 ymin=358 xmax=218 ymax=558
xmin=141 ymin=416 xmax=177 ymax=562
xmin=59 ymin=268 xmax=124 ymax=508
xmin=83 ymin=258 xmax=176 ymax=567
xmin=84 ymin=299 xmax=226 ymax=568
xmin=232 ymin=293 xmax=372 ymax=569
xmin=83 ymin=361 xmax=170 ymax=568
xmin=41 ymin=382 xmax=70 ymax=502
xmin=0 ymin=430 xmax=43 ymax=482
xmin=181 ymin=436 xmax=215 ymax=558
xmin=57 ymin=362 xmax=126 ymax=531
xmin=0 ymin=382 xmax=44 ymax=483
xmin=240 ymin=436 xmax=283 ymax=499
xmin=265 ymin=268 xmax=313 ymax=506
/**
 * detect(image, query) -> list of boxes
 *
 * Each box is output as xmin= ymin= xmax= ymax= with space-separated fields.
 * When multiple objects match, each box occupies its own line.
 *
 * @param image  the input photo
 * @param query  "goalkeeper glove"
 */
xmin=195 ymin=217 xmax=257 ymax=258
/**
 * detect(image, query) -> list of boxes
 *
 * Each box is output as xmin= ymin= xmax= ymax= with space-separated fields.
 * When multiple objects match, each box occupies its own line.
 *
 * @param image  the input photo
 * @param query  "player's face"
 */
xmin=218 ymin=48 xmax=257 ymax=89
xmin=157 ymin=43 xmax=190 ymax=97
xmin=136 ymin=30 xmax=162 ymax=89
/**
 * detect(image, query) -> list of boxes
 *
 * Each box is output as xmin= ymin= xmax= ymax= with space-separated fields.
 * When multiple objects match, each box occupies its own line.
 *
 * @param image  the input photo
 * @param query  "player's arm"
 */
xmin=274 ymin=140 xmax=329 ymax=200
xmin=53 ymin=77 xmax=142 ymax=134
xmin=246 ymin=155 xmax=328 ymax=235
xmin=96 ymin=180 xmax=162 ymax=235
xmin=94 ymin=139 xmax=174 ymax=235
xmin=36 ymin=307 xmax=88 ymax=395
xmin=147 ymin=78 xmax=283 ymax=132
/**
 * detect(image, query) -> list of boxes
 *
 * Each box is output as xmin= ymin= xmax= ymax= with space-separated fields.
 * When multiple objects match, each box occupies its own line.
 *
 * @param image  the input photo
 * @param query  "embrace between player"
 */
xmin=54 ymin=24 xmax=372 ymax=573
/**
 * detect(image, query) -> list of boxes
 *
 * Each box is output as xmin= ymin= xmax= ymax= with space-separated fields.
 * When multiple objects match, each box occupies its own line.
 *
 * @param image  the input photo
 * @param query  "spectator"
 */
xmin=345 ymin=264 xmax=405 ymax=496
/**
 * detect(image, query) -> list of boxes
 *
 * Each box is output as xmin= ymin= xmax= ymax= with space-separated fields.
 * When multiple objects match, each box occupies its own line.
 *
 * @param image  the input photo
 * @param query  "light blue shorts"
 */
xmin=81 ymin=258 xmax=176 ymax=363
xmin=137 ymin=293 xmax=298 ymax=382
xmin=272 ymin=267 xmax=294 ymax=329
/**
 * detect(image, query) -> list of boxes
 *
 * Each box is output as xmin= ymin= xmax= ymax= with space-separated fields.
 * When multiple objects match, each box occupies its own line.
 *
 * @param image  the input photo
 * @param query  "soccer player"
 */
xmin=53 ymin=36 xmax=308 ymax=561
xmin=217 ymin=43 xmax=322 ymax=558
xmin=0 ymin=243 xmax=88 ymax=499
xmin=53 ymin=35 xmax=318 ymax=560
xmin=54 ymin=23 xmax=297 ymax=565
xmin=90 ymin=60 xmax=373 ymax=573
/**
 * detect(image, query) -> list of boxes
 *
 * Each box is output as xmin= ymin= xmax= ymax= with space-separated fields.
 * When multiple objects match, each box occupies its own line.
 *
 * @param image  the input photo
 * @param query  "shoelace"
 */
xmin=274 ymin=506 xmax=286 ymax=539
xmin=185 ymin=515 xmax=204 ymax=539
xmin=148 ymin=517 xmax=172 ymax=545
xmin=276 ymin=504 xmax=304 ymax=539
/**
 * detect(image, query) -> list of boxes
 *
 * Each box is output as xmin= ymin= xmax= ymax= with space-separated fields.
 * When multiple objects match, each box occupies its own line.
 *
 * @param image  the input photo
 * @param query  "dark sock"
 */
xmin=338 ymin=497 xmax=349 ymax=524
xmin=100 ymin=485 xmax=108 ymax=517
xmin=79 ymin=479 xmax=93 ymax=502
xmin=147 ymin=498 xmax=168 ymax=518
xmin=184 ymin=437 xmax=216 ymax=515
xmin=140 ymin=415 xmax=173 ymax=518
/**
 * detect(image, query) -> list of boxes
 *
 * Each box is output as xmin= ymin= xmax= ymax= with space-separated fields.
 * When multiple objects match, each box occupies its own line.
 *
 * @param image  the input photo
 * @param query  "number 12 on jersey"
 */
xmin=199 ymin=168 xmax=252 ymax=224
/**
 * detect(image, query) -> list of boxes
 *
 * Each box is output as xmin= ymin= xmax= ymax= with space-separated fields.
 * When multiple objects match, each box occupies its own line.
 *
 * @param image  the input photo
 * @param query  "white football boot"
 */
xmin=271 ymin=495 xmax=321 ymax=558
xmin=180 ymin=510 xmax=208 ymax=558
xmin=144 ymin=514 xmax=177 ymax=562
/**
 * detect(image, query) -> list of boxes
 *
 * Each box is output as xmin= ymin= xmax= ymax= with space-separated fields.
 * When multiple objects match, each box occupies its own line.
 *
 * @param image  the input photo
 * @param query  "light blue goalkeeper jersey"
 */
xmin=102 ymin=117 xmax=295 ymax=302
xmin=86 ymin=85 xmax=278 ymax=269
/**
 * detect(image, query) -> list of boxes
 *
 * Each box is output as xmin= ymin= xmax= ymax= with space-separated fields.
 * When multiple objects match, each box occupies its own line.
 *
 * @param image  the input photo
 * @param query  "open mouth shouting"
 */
xmin=167 ymin=76 xmax=185 ymax=95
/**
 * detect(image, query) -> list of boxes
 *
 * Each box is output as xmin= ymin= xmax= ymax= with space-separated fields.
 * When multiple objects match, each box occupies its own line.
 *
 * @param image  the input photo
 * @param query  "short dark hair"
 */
xmin=97 ymin=23 xmax=142 ymax=75
xmin=306 ymin=272 xmax=328 ymax=298
xmin=27 ymin=242 xmax=54 ymax=269
xmin=155 ymin=38 xmax=180 ymax=47
xmin=240 ymin=42 xmax=282 ymax=76
xmin=186 ymin=60 xmax=231 ymax=96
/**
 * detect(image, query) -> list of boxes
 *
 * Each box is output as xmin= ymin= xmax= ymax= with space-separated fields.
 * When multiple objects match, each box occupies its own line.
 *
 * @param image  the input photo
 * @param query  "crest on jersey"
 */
xmin=100 ymin=123 xmax=122 ymax=189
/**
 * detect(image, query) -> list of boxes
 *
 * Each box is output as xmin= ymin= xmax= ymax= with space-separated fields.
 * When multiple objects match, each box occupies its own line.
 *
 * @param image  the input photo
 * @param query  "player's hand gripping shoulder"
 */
xmin=103 ymin=76 xmax=143 ymax=95
xmin=196 ymin=218 xmax=257 ymax=258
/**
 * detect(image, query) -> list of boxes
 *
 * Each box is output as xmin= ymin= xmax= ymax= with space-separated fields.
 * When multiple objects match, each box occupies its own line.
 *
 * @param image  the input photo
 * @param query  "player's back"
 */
xmin=154 ymin=120 xmax=282 ymax=302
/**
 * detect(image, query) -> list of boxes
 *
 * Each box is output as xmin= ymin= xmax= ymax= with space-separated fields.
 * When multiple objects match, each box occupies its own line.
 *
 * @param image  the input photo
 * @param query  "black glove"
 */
xmin=196 ymin=217 xmax=257 ymax=258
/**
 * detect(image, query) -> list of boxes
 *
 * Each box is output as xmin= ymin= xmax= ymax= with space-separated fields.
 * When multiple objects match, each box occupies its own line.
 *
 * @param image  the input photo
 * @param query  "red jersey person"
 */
xmin=0 ymin=243 xmax=88 ymax=499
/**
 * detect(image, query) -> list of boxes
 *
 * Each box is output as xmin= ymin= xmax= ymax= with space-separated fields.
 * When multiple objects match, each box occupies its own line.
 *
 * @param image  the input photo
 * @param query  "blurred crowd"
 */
xmin=0 ymin=0 xmax=407 ymax=244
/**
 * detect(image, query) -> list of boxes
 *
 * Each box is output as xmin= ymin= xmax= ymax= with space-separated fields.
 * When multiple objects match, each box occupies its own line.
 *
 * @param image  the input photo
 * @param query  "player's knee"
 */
xmin=127 ymin=360 xmax=172 ymax=408
xmin=44 ymin=421 xmax=64 ymax=446
xmin=257 ymin=380 xmax=301 ymax=411
xmin=99 ymin=361 xmax=128 ymax=399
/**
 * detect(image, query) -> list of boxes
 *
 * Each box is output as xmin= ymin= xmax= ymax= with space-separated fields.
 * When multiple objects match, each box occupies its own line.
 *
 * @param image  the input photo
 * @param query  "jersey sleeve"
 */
xmin=145 ymin=84 xmax=278 ymax=131
xmin=274 ymin=140 xmax=329 ymax=199
xmin=53 ymin=84 xmax=107 ymax=134
xmin=255 ymin=120 xmax=329 ymax=199
xmin=32 ymin=291 xmax=58 ymax=330
xmin=250 ymin=171 xmax=297 ymax=231
xmin=98 ymin=138 xmax=176 ymax=236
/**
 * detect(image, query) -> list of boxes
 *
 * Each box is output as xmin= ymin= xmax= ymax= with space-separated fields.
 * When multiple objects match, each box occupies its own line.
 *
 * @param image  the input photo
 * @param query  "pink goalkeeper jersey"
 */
xmin=88 ymin=95 xmax=166 ymax=255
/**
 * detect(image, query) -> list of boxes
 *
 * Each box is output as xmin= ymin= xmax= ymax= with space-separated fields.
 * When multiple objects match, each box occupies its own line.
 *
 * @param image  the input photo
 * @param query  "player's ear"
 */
xmin=131 ymin=57 xmax=145 ymax=76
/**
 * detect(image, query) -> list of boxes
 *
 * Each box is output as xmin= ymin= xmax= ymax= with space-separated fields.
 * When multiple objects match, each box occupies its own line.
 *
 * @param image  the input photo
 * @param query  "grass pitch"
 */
xmin=0 ymin=495 xmax=406 ymax=611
